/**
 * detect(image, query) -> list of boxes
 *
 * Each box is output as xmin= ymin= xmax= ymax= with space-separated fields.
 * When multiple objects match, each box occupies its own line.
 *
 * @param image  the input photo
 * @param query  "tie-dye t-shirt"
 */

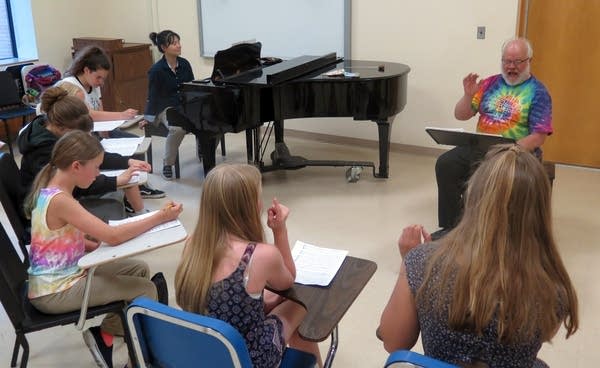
xmin=472 ymin=74 xmax=553 ymax=140
xmin=28 ymin=187 xmax=86 ymax=299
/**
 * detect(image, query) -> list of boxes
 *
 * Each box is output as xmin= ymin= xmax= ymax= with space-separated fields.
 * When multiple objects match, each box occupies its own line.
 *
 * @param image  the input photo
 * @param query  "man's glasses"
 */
xmin=501 ymin=58 xmax=530 ymax=66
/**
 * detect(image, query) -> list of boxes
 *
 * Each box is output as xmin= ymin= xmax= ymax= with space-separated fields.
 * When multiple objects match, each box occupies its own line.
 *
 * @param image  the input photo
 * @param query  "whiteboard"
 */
xmin=198 ymin=0 xmax=351 ymax=60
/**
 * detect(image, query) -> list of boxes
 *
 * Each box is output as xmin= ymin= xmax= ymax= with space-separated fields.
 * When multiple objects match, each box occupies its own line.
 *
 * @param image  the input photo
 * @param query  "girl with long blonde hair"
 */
xmin=176 ymin=163 xmax=321 ymax=367
xmin=378 ymin=144 xmax=578 ymax=367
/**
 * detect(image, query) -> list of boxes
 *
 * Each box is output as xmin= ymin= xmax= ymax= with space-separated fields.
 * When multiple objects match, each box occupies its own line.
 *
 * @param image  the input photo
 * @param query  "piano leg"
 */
xmin=375 ymin=119 xmax=392 ymax=178
xmin=246 ymin=130 xmax=254 ymax=164
xmin=274 ymin=119 xmax=285 ymax=143
xmin=198 ymin=134 xmax=218 ymax=175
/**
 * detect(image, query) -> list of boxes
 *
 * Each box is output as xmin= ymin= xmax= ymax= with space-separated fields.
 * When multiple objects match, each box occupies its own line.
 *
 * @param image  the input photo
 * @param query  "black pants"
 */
xmin=434 ymin=145 xmax=485 ymax=229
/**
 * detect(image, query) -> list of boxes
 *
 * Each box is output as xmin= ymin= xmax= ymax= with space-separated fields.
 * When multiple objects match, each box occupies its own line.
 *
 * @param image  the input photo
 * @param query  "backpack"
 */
xmin=24 ymin=65 xmax=62 ymax=102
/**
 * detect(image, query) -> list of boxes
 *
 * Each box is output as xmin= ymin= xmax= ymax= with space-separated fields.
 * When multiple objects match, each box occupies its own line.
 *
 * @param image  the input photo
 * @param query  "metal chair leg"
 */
xmin=19 ymin=334 xmax=29 ymax=368
xmin=10 ymin=335 xmax=20 ymax=367
xmin=11 ymin=333 xmax=29 ymax=368
xmin=324 ymin=326 xmax=338 ymax=368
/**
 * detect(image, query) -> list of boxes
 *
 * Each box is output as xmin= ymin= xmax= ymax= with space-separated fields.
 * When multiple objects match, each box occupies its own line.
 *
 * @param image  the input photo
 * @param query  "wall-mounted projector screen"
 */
xmin=198 ymin=0 xmax=351 ymax=60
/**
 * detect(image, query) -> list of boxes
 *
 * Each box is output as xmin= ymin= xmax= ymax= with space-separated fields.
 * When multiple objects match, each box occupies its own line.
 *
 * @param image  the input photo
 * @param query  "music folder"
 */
xmin=426 ymin=127 xmax=515 ymax=151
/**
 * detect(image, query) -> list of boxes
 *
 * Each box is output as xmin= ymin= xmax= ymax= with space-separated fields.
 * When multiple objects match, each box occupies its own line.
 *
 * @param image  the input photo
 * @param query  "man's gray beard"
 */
xmin=502 ymin=64 xmax=531 ymax=86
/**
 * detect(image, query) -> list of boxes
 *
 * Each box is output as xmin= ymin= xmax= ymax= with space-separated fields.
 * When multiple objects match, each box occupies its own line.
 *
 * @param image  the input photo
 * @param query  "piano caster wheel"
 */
xmin=346 ymin=166 xmax=363 ymax=183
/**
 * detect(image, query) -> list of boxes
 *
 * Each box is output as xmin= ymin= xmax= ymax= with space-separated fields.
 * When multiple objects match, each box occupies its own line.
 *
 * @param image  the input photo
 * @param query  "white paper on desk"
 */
xmin=108 ymin=210 xmax=181 ymax=234
xmin=101 ymin=137 xmax=144 ymax=156
xmin=292 ymin=240 xmax=348 ymax=286
xmin=93 ymin=120 xmax=126 ymax=132
xmin=100 ymin=169 xmax=147 ymax=185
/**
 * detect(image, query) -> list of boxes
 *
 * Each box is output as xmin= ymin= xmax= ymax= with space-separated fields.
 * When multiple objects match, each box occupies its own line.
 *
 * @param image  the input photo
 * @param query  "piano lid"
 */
xmin=217 ymin=53 xmax=341 ymax=86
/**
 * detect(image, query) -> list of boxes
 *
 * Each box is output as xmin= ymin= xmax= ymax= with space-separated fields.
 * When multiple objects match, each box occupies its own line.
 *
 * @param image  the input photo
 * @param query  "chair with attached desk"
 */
xmin=0 ymin=222 xmax=134 ymax=368
xmin=384 ymin=350 xmax=458 ymax=368
xmin=126 ymin=297 xmax=316 ymax=368
xmin=0 ymin=71 xmax=36 ymax=156
xmin=276 ymin=255 xmax=377 ymax=368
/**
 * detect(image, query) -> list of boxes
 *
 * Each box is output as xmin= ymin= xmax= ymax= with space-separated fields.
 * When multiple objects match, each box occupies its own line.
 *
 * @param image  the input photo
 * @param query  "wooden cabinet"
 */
xmin=72 ymin=37 xmax=152 ymax=112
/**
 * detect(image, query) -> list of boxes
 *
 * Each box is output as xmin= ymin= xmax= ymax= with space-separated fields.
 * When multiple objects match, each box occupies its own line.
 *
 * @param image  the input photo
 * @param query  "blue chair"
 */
xmin=126 ymin=297 xmax=316 ymax=368
xmin=384 ymin=350 xmax=458 ymax=368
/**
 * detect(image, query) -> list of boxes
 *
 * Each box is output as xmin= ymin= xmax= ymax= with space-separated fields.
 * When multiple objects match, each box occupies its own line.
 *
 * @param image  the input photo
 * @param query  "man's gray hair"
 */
xmin=502 ymin=37 xmax=533 ymax=58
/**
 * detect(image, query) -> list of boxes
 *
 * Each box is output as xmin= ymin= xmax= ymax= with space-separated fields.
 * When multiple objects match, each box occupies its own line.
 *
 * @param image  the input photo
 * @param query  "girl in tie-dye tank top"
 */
xmin=24 ymin=129 xmax=182 ymax=368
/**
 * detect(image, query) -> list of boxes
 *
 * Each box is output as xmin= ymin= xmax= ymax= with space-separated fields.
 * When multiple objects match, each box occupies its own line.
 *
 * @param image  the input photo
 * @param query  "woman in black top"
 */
xmin=144 ymin=30 xmax=195 ymax=180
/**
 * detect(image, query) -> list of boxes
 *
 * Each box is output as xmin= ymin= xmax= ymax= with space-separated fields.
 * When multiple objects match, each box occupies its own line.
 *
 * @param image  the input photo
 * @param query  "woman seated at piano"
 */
xmin=377 ymin=144 xmax=579 ymax=367
xmin=143 ymin=29 xmax=195 ymax=181
xmin=175 ymin=163 xmax=322 ymax=367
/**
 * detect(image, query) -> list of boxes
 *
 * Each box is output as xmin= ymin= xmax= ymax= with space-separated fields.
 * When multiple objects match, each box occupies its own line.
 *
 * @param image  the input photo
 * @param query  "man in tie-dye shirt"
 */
xmin=433 ymin=37 xmax=553 ymax=238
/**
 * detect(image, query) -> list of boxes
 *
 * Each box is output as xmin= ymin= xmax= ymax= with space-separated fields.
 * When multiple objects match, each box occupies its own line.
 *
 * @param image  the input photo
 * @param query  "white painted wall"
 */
xmin=30 ymin=0 xmax=519 ymax=149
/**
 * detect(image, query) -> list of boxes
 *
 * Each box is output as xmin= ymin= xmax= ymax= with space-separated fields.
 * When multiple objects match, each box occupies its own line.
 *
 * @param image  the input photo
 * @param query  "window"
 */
xmin=0 ymin=0 xmax=37 ymax=64
xmin=0 ymin=0 xmax=16 ymax=60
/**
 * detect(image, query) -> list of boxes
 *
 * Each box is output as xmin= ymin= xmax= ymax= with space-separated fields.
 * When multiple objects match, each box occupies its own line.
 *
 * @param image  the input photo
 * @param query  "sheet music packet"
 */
xmin=100 ymin=137 xmax=144 ymax=156
xmin=93 ymin=116 xmax=144 ymax=131
xmin=93 ymin=120 xmax=127 ymax=132
xmin=108 ymin=210 xmax=182 ymax=234
xmin=100 ymin=169 xmax=147 ymax=185
xmin=119 ymin=115 xmax=144 ymax=129
xmin=425 ymin=126 xmax=515 ymax=148
xmin=426 ymin=126 xmax=466 ymax=133
xmin=291 ymin=240 xmax=348 ymax=286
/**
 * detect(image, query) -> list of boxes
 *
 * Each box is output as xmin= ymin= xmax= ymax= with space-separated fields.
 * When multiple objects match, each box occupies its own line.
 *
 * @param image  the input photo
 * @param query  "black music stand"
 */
xmin=425 ymin=127 xmax=515 ymax=151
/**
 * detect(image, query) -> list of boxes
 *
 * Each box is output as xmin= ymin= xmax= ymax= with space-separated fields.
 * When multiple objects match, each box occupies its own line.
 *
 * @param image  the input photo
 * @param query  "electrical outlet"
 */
xmin=477 ymin=26 xmax=486 ymax=39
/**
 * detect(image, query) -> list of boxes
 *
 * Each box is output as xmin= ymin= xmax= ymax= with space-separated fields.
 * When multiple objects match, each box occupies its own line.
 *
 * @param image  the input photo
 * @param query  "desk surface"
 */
xmin=278 ymin=255 xmax=377 ymax=342
xmin=78 ymin=224 xmax=187 ymax=269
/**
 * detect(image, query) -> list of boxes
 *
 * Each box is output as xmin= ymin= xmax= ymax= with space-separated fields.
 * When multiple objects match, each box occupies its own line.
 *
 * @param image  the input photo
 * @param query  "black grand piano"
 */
xmin=173 ymin=45 xmax=410 ymax=180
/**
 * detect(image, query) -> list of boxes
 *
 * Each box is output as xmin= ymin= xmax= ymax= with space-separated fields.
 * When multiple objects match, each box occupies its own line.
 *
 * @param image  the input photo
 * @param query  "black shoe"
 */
xmin=430 ymin=228 xmax=450 ymax=241
xmin=123 ymin=198 xmax=134 ymax=214
xmin=139 ymin=184 xmax=166 ymax=199
xmin=83 ymin=326 xmax=113 ymax=368
xmin=151 ymin=272 xmax=169 ymax=305
xmin=162 ymin=165 xmax=173 ymax=181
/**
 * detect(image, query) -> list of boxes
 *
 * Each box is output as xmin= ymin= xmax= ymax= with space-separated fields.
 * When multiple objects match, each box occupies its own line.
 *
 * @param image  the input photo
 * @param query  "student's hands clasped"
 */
xmin=160 ymin=201 xmax=183 ymax=221
xmin=397 ymin=224 xmax=431 ymax=258
xmin=128 ymin=158 xmax=152 ymax=172
xmin=267 ymin=198 xmax=289 ymax=231
xmin=116 ymin=166 xmax=140 ymax=187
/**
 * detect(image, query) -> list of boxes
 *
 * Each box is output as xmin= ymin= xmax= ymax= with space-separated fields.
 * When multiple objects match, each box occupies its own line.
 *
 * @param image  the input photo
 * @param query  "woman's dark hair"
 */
xmin=66 ymin=46 xmax=111 ymax=76
xmin=149 ymin=30 xmax=180 ymax=53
